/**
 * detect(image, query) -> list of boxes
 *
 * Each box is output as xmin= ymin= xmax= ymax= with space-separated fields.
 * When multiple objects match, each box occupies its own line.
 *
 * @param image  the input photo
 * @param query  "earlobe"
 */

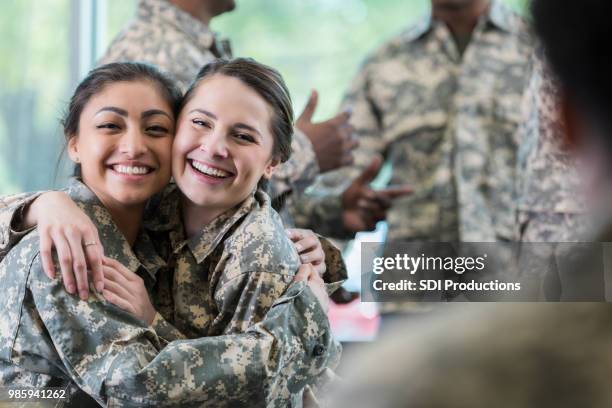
xmin=67 ymin=137 xmax=80 ymax=163
xmin=263 ymin=158 xmax=280 ymax=179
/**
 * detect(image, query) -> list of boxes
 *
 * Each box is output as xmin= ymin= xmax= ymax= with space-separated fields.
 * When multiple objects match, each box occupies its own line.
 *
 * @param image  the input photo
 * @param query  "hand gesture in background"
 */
xmin=296 ymin=90 xmax=357 ymax=173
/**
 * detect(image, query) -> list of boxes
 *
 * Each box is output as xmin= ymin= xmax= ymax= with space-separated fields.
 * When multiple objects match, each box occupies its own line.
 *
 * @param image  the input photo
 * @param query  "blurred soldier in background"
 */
xmin=294 ymin=0 xmax=533 ymax=307
xmin=292 ymin=0 xmax=533 ymax=244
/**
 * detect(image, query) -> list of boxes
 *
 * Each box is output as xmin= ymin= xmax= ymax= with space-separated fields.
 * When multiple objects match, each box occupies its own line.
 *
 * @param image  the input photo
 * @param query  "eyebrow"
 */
xmin=141 ymin=109 xmax=172 ymax=120
xmin=188 ymin=109 xmax=261 ymax=136
xmin=188 ymin=108 xmax=217 ymax=120
xmin=94 ymin=107 xmax=171 ymax=120
xmin=95 ymin=106 xmax=127 ymax=116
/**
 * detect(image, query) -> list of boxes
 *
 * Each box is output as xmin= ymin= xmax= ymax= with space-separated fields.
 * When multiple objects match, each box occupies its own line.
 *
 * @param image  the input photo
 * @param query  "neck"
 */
xmin=432 ymin=0 xmax=489 ymax=37
xmin=105 ymin=203 xmax=144 ymax=246
xmin=180 ymin=194 xmax=226 ymax=238
xmin=169 ymin=0 xmax=213 ymax=26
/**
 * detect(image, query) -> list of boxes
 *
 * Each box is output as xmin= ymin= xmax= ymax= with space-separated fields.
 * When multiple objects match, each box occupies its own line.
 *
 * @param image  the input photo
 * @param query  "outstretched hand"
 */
xmin=341 ymin=156 xmax=412 ymax=232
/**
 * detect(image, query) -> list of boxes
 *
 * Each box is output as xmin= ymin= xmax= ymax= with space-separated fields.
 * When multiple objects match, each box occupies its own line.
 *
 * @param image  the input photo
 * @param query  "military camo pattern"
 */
xmin=302 ymin=0 xmax=533 ymax=242
xmin=0 ymin=180 xmax=340 ymax=407
xmin=515 ymin=52 xmax=589 ymax=242
xmin=144 ymin=184 xmax=345 ymax=335
xmin=0 ymin=191 xmax=42 ymax=259
xmin=99 ymin=0 xmax=319 ymax=214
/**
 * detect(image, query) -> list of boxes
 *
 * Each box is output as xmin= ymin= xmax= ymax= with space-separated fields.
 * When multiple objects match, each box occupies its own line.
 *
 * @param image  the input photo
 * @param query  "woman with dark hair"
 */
xmin=0 ymin=60 xmax=339 ymax=407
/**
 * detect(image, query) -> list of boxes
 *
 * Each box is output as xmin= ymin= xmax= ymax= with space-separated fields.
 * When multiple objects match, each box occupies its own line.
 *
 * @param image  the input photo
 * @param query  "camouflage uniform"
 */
xmin=143 ymin=182 xmax=345 ymax=342
xmin=99 ymin=0 xmax=319 ymax=218
xmin=0 ymin=179 xmax=340 ymax=407
xmin=294 ymin=0 xmax=533 ymax=242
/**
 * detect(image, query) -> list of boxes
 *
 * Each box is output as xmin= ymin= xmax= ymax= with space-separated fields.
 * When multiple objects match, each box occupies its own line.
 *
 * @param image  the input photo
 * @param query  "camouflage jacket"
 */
xmin=143 ymin=184 xmax=345 ymax=339
xmin=296 ymin=0 xmax=533 ymax=241
xmin=99 ymin=0 xmax=319 ymax=216
xmin=0 ymin=180 xmax=340 ymax=407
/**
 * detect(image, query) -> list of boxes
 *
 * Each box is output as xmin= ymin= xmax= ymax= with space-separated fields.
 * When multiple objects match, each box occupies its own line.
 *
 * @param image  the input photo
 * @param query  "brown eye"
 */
xmin=234 ymin=133 xmax=256 ymax=143
xmin=146 ymin=125 xmax=169 ymax=135
xmin=96 ymin=123 xmax=120 ymax=130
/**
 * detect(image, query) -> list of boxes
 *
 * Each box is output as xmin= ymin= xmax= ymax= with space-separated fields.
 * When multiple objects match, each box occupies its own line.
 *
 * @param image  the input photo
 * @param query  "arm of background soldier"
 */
xmin=25 ymin=253 xmax=338 ymax=407
xmin=289 ymin=61 xmax=404 ymax=237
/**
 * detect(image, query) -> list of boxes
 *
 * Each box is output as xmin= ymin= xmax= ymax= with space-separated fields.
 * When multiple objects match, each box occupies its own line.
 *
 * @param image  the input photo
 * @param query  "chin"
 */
xmin=110 ymin=189 xmax=151 ymax=206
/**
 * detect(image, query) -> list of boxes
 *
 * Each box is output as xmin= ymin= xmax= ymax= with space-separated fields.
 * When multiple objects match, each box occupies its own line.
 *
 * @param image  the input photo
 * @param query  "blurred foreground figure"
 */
xmin=516 ymin=56 xmax=588 ymax=243
xmin=329 ymin=304 xmax=612 ymax=408
xmin=515 ymin=55 xmax=596 ymax=300
xmin=328 ymin=0 xmax=612 ymax=405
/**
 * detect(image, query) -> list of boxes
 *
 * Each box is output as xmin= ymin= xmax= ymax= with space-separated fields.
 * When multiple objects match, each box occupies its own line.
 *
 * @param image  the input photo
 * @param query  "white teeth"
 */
xmin=113 ymin=165 xmax=150 ymax=175
xmin=191 ymin=161 xmax=231 ymax=178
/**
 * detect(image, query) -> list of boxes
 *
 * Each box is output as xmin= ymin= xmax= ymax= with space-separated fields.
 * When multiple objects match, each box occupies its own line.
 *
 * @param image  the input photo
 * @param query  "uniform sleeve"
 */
xmin=319 ymin=236 xmax=348 ymax=295
xmin=289 ymin=61 xmax=388 ymax=237
xmin=27 ymin=254 xmax=339 ymax=407
xmin=0 ymin=191 xmax=43 ymax=259
xmin=288 ymin=190 xmax=353 ymax=239
xmin=149 ymin=311 xmax=188 ymax=343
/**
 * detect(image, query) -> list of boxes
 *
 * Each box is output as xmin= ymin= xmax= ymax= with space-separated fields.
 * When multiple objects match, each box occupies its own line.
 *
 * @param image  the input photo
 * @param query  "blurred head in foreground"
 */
xmin=533 ymin=0 xmax=612 ymax=217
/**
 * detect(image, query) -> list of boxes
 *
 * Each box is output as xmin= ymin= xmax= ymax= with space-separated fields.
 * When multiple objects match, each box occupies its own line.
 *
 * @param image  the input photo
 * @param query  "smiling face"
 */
xmin=172 ymin=74 xmax=279 ymax=214
xmin=68 ymin=80 xmax=174 ymax=209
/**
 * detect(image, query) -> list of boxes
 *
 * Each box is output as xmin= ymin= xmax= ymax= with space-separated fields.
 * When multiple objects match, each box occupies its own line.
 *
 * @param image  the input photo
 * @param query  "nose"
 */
xmin=119 ymin=127 xmax=147 ymax=158
xmin=200 ymin=129 xmax=229 ymax=159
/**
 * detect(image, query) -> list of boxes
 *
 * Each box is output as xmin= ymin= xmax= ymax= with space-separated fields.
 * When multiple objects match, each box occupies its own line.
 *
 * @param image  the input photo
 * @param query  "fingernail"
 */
xmin=301 ymin=255 xmax=309 ymax=263
xmin=79 ymin=290 xmax=89 ymax=300
xmin=67 ymin=284 xmax=76 ymax=294
xmin=295 ymin=244 xmax=303 ymax=252
xmin=95 ymin=281 xmax=104 ymax=293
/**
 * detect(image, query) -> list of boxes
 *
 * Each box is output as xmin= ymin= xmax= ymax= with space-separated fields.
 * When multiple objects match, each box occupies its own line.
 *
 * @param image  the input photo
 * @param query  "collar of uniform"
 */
xmin=65 ymin=178 xmax=160 ymax=282
xmin=410 ymin=0 xmax=515 ymax=43
xmin=137 ymin=0 xmax=221 ymax=53
xmin=399 ymin=13 xmax=434 ymax=43
xmin=486 ymin=0 xmax=517 ymax=33
xmin=143 ymin=183 xmax=182 ymax=233
xmin=186 ymin=190 xmax=261 ymax=264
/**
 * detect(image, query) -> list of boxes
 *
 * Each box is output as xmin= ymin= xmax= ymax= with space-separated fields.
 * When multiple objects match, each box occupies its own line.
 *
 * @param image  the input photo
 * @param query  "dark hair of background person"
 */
xmin=55 ymin=62 xmax=183 ymax=179
xmin=532 ymin=0 xmax=612 ymax=145
xmin=182 ymin=58 xmax=294 ymax=200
